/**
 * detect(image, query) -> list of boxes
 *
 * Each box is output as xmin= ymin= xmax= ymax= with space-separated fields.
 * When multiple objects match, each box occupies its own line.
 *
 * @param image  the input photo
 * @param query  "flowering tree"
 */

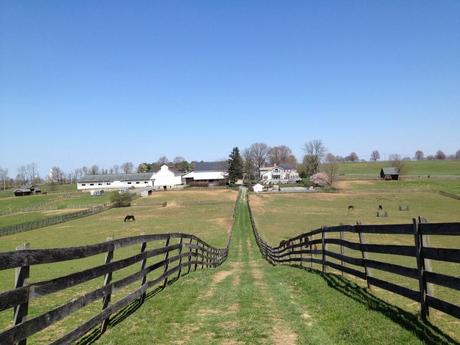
xmin=310 ymin=172 xmax=329 ymax=187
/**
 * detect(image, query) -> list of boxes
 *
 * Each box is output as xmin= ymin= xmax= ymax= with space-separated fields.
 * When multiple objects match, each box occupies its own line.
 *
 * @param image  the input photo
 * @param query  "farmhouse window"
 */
xmin=144 ymin=181 xmax=148 ymax=184
xmin=90 ymin=183 xmax=94 ymax=186
xmin=82 ymin=184 xmax=86 ymax=186
xmin=136 ymin=182 xmax=140 ymax=184
xmin=127 ymin=182 xmax=132 ymax=184
xmin=98 ymin=183 xmax=102 ymax=185
xmin=107 ymin=183 xmax=111 ymax=185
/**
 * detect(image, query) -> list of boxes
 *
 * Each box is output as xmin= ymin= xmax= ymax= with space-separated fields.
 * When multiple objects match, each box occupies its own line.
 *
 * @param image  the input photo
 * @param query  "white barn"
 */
xmin=77 ymin=165 xmax=183 ymax=192
xmin=183 ymin=161 xmax=228 ymax=186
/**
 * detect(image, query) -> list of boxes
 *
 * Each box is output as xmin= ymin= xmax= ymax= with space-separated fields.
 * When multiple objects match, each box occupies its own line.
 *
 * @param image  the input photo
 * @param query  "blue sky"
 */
xmin=1 ymin=1 xmax=459 ymax=176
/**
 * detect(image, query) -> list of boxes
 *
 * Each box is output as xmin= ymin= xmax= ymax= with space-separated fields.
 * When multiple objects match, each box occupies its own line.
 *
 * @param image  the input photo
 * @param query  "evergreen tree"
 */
xmin=228 ymin=147 xmax=243 ymax=184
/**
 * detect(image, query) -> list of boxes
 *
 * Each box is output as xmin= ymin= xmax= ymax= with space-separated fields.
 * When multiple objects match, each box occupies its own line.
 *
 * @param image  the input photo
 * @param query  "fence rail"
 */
xmin=247 ymin=194 xmax=460 ymax=321
xmin=0 ymin=232 xmax=231 ymax=345
xmin=0 ymin=204 xmax=112 ymax=237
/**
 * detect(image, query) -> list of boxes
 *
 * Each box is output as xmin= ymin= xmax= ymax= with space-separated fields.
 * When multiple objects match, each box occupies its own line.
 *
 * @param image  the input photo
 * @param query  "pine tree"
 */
xmin=228 ymin=147 xmax=243 ymax=184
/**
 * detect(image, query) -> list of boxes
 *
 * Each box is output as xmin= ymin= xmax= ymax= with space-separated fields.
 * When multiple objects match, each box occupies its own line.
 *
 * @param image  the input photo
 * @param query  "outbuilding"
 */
xmin=380 ymin=167 xmax=400 ymax=180
xmin=252 ymin=183 xmax=264 ymax=193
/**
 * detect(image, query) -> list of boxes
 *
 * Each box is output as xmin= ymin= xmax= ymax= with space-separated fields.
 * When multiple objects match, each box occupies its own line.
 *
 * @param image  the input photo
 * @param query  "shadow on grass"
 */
xmin=291 ymin=264 xmax=459 ymax=345
xmin=75 ymin=274 xmax=186 ymax=345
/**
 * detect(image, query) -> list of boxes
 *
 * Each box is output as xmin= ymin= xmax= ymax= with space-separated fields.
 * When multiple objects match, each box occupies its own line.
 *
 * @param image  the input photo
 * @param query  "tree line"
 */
xmin=1 ymin=147 xmax=459 ymax=190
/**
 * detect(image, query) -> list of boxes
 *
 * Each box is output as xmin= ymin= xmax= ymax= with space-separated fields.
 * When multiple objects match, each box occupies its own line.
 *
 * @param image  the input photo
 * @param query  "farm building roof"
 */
xmin=78 ymin=173 xmax=154 ymax=183
xmin=381 ymin=167 xmax=400 ymax=175
xmin=260 ymin=163 xmax=296 ymax=171
xmin=183 ymin=171 xmax=227 ymax=180
xmin=194 ymin=161 xmax=228 ymax=172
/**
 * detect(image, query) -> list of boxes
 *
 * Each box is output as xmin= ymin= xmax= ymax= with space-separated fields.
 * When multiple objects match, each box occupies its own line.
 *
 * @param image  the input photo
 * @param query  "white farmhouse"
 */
xmin=259 ymin=163 xmax=300 ymax=184
xmin=77 ymin=165 xmax=183 ymax=192
xmin=183 ymin=161 xmax=228 ymax=186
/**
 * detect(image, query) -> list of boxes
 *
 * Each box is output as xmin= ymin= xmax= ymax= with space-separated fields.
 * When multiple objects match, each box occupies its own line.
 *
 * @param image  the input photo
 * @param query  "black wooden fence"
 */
xmin=247 ymin=195 xmax=460 ymax=321
xmin=0 ymin=204 xmax=112 ymax=237
xmin=0 ymin=232 xmax=231 ymax=345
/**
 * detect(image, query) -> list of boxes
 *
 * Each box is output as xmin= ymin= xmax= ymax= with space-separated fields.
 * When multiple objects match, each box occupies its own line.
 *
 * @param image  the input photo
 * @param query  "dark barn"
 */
xmin=380 ymin=167 xmax=400 ymax=180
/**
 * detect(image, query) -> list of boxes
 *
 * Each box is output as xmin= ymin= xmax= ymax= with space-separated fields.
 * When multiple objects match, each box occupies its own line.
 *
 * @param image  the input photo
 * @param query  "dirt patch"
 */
xmin=271 ymin=323 xmax=298 ymax=345
xmin=335 ymin=180 xmax=373 ymax=190
xmin=230 ymin=262 xmax=243 ymax=286
xmin=220 ymin=340 xmax=244 ymax=345
xmin=212 ymin=270 xmax=232 ymax=284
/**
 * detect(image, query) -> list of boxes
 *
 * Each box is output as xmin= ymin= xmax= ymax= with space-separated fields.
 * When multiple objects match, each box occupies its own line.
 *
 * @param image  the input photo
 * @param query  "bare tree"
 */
xmin=120 ymin=162 xmax=134 ymax=174
xmin=388 ymin=154 xmax=401 ymax=161
xmin=16 ymin=166 xmax=27 ymax=185
xmin=48 ymin=166 xmax=65 ymax=184
xmin=157 ymin=156 xmax=169 ymax=165
xmin=267 ymin=145 xmax=293 ymax=165
xmin=0 ymin=167 xmax=8 ymax=190
xmin=302 ymin=140 xmax=326 ymax=176
xmin=435 ymin=150 xmax=446 ymax=160
xmin=345 ymin=152 xmax=359 ymax=162
xmin=249 ymin=143 xmax=270 ymax=176
xmin=391 ymin=157 xmax=408 ymax=175
xmin=243 ymin=148 xmax=257 ymax=181
xmin=112 ymin=164 xmax=120 ymax=174
xmin=89 ymin=165 xmax=100 ymax=175
xmin=370 ymin=150 xmax=380 ymax=161
xmin=323 ymin=156 xmax=339 ymax=186
xmin=415 ymin=150 xmax=424 ymax=160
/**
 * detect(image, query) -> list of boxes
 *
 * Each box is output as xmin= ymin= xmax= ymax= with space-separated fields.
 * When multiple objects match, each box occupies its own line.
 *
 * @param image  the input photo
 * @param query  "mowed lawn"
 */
xmin=0 ymin=189 xmax=237 ymax=344
xmin=250 ymin=189 xmax=460 ymax=340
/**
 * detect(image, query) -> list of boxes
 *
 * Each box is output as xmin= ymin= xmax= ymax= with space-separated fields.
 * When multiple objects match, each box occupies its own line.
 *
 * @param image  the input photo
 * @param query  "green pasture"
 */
xmin=250 ymin=190 xmax=460 ymax=339
xmin=0 ymin=189 xmax=237 ymax=344
xmin=335 ymin=160 xmax=460 ymax=177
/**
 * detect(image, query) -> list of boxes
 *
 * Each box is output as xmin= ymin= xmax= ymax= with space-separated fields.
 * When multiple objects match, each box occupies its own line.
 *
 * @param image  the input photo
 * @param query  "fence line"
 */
xmin=0 ymin=204 xmax=112 ymax=237
xmin=247 ymin=194 xmax=460 ymax=321
xmin=0 ymin=188 xmax=240 ymax=345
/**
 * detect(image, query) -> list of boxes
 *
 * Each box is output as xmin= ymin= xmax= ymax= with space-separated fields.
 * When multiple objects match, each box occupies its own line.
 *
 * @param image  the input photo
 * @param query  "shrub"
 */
xmin=110 ymin=192 xmax=133 ymax=207
xmin=310 ymin=172 xmax=329 ymax=187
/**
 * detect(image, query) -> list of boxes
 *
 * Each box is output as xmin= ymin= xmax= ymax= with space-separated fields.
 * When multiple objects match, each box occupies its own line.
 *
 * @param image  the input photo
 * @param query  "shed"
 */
xmin=14 ymin=188 xmax=32 ymax=196
xmin=380 ymin=167 xmax=400 ymax=180
xmin=253 ymin=183 xmax=264 ymax=193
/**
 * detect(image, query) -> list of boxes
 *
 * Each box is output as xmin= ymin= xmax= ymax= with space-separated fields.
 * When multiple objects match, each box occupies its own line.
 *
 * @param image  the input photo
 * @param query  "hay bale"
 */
xmin=399 ymin=204 xmax=409 ymax=211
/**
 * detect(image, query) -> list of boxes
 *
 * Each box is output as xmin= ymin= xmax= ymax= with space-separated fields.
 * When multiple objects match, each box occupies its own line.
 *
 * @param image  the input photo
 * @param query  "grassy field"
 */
xmin=335 ymin=160 xmax=460 ymax=177
xmin=0 ymin=189 xmax=237 ymax=344
xmin=250 ymin=186 xmax=460 ymax=340
xmin=90 ymin=189 xmax=455 ymax=344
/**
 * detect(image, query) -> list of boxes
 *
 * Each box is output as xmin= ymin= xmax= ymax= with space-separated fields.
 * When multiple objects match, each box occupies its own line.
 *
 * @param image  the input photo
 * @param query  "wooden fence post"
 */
xmin=309 ymin=236 xmax=313 ymax=269
xmin=321 ymin=227 xmax=326 ymax=273
xmin=419 ymin=217 xmax=434 ymax=297
xmin=162 ymin=234 xmax=171 ymax=288
xmin=14 ymin=242 xmax=30 ymax=345
xmin=187 ymin=238 xmax=193 ymax=274
xmin=414 ymin=218 xmax=429 ymax=320
xmin=139 ymin=235 xmax=148 ymax=302
xmin=193 ymin=239 xmax=199 ymax=271
xmin=101 ymin=237 xmax=114 ymax=333
xmin=299 ymin=237 xmax=304 ymax=268
xmin=339 ymin=229 xmax=345 ymax=276
xmin=176 ymin=236 xmax=184 ymax=279
xmin=357 ymin=222 xmax=371 ymax=289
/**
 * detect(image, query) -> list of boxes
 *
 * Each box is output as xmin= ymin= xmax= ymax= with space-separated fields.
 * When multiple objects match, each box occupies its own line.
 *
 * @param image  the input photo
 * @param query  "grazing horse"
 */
xmin=124 ymin=215 xmax=135 ymax=222
xmin=378 ymin=205 xmax=383 ymax=210
xmin=347 ymin=205 xmax=354 ymax=211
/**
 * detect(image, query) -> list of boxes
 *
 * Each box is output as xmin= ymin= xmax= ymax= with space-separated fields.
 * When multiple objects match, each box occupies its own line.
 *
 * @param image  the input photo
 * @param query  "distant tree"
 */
xmin=110 ymin=191 xmax=133 ymax=207
xmin=0 ymin=167 xmax=8 ymax=191
xmin=325 ymin=153 xmax=336 ymax=163
xmin=249 ymin=143 xmax=270 ymax=176
xmin=435 ymin=150 xmax=446 ymax=160
xmin=173 ymin=157 xmax=189 ymax=172
xmin=345 ymin=152 xmax=359 ymax=162
xmin=456 ymin=150 xmax=460 ymax=160
xmin=388 ymin=154 xmax=401 ymax=161
xmin=137 ymin=163 xmax=152 ymax=173
xmin=157 ymin=156 xmax=169 ymax=165
xmin=120 ymin=162 xmax=133 ymax=174
xmin=267 ymin=145 xmax=293 ymax=165
xmin=89 ymin=165 xmax=99 ymax=175
xmin=243 ymin=148 xmax=256 ymax=181
xmin=415 ymin=150 xmax=424 ymax=160
xmin=227 ymin=147 xmax=243 ymax=184
xmin=426 ymin=155 xmax=435 ymax=160
xmin=391 ymin=158 xmax=408 ymax=176
xmin=310 ymin=172 xmax=329 ymax=187
xmin=82 ymin=166 xmax=89 ymax=175
xmin=322 ymin=156 xmax=339 ymax=186
xmin=370 ymin=150 xmax=380 ymax=161
xmin=48 ymin=166 xmax=65 ymax=184
xmin=112 ymin=164 xmax=120 ymax=174
xmin=302 ymin=140 xmax=326 ymax=176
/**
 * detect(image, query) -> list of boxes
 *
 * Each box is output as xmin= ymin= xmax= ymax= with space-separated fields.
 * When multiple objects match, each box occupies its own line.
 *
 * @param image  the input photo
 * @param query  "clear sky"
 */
xmin=1 ymin=1 xmax=459 ymax=176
